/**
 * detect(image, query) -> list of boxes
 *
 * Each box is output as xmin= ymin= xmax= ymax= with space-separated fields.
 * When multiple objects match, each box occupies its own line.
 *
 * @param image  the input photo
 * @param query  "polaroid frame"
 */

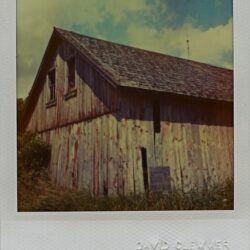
xmin=0 ymin=0 xmax=249 ymax=249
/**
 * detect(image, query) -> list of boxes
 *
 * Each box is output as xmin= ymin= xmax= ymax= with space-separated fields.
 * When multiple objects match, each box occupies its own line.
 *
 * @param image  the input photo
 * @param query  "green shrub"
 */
xmin=17 ymin=132 xmax=51 ymax=211
xmin=18 ymin=132 xmax=51 ymax=171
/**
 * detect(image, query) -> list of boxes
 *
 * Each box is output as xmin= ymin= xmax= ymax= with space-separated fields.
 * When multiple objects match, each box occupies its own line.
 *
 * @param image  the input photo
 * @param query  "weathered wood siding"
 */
xmin=38 ymin=91 xmax=233 ymax=196
xmin=40 ymin=114 xmax=122 ymax=196
xmin=118 ymin=90 xmax=233 ymax=193
xmin=26 ymin=41 xmax=233 ymax=196
xmin=27 ymin=41 xmax=119 ymax=132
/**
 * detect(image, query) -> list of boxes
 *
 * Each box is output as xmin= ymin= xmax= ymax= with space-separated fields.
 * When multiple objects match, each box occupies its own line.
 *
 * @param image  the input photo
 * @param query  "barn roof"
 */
xmin=54 ymin=27 xmax=233 ymax=102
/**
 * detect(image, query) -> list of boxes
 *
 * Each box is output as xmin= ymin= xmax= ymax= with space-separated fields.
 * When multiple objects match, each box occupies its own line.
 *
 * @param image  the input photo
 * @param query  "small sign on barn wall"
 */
xmin=150 ymin=167 xmax=171 ymax=193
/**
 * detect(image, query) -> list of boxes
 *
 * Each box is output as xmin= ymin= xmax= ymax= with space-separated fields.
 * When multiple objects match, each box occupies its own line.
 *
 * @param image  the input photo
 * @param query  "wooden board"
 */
xmin=150 ymin=167 xmax=171 ymax=192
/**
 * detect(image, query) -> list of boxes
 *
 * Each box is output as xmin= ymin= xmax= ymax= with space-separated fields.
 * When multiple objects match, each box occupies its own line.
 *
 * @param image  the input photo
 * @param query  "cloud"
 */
xmin=17 ymin=0 xmax=105 ymax=97
xmin=17 ymin=0 xmax=152 ymax=97
xmin=17 ymin=0 xmax=233 ymax=98
xmin=104 ymin=0 xmax=150 ymax=23
xmin=127 ymin=17 xmax=233 ymax=68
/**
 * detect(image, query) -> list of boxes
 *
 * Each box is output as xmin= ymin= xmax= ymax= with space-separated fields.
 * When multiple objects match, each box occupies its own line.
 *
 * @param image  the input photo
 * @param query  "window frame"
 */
xmin=46 ymin=68 xmax=56 ymax=108
xmin=64 ymin=55 xmax=77 ymax=100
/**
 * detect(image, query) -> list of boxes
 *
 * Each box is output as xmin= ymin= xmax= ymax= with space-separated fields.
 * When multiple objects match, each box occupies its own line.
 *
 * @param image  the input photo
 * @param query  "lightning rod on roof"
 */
xmin=186 ymin=31 xmax=191 ymax=59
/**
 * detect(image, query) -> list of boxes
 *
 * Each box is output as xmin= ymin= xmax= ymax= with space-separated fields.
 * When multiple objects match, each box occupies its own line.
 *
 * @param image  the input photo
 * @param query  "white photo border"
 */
xmin=0 ymin=0 xmax=249 ymax=249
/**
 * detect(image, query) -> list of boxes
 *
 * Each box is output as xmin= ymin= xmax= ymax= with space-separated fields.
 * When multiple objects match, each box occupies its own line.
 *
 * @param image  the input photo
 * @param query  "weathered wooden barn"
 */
xmin=22 ymin=27 xmax=233 ymax=196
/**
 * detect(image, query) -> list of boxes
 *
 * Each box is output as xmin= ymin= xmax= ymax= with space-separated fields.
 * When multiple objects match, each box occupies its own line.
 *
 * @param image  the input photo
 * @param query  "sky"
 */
xmin=17 ymin=0 xmax=233 ymax=98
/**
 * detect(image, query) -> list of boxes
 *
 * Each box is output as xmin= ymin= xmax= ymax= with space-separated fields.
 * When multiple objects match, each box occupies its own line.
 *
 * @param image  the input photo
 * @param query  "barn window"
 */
xmin=67 ymin=56 xmax=75 ymax=91
xmin=46 ymin=69 xmax=56 ymax=108
xmin=141 ymin=147 xmax=149 ymax=191
xmin=48 ymin=69 xmax=55 ymax=101
xmin=64 ymin=56 xmax=77 ymax=100
xmin=153 ymin=100 xmax=161 ymax=133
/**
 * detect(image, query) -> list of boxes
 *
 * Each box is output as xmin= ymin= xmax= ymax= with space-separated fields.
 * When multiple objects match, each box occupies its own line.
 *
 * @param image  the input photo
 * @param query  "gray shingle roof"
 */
xmin=55 ymin=27 xmax=233 ymax=102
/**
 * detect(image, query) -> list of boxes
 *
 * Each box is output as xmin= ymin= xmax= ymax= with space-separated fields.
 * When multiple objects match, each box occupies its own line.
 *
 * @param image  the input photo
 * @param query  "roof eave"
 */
xmin=118 ymin=85 xmax=233 ymax=104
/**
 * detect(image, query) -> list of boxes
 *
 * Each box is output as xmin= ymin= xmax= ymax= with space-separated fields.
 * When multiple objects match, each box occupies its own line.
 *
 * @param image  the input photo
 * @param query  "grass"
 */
xmin=18 ymin=169 xmax=233 ymax=212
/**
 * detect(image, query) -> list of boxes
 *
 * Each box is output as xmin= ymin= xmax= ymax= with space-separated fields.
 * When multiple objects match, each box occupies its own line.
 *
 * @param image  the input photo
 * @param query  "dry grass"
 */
xmin=18 ymin=169 xmax=233 ymax=212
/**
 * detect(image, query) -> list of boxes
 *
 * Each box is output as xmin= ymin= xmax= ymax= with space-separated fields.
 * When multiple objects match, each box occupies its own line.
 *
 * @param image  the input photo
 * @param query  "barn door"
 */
xmin=153 ymin=100 xmax=162 ymax=167
xmin=150 ymin=100 xmax=171 ymax=193
xmin=141 ymin=147 xmax=149 ymax=191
